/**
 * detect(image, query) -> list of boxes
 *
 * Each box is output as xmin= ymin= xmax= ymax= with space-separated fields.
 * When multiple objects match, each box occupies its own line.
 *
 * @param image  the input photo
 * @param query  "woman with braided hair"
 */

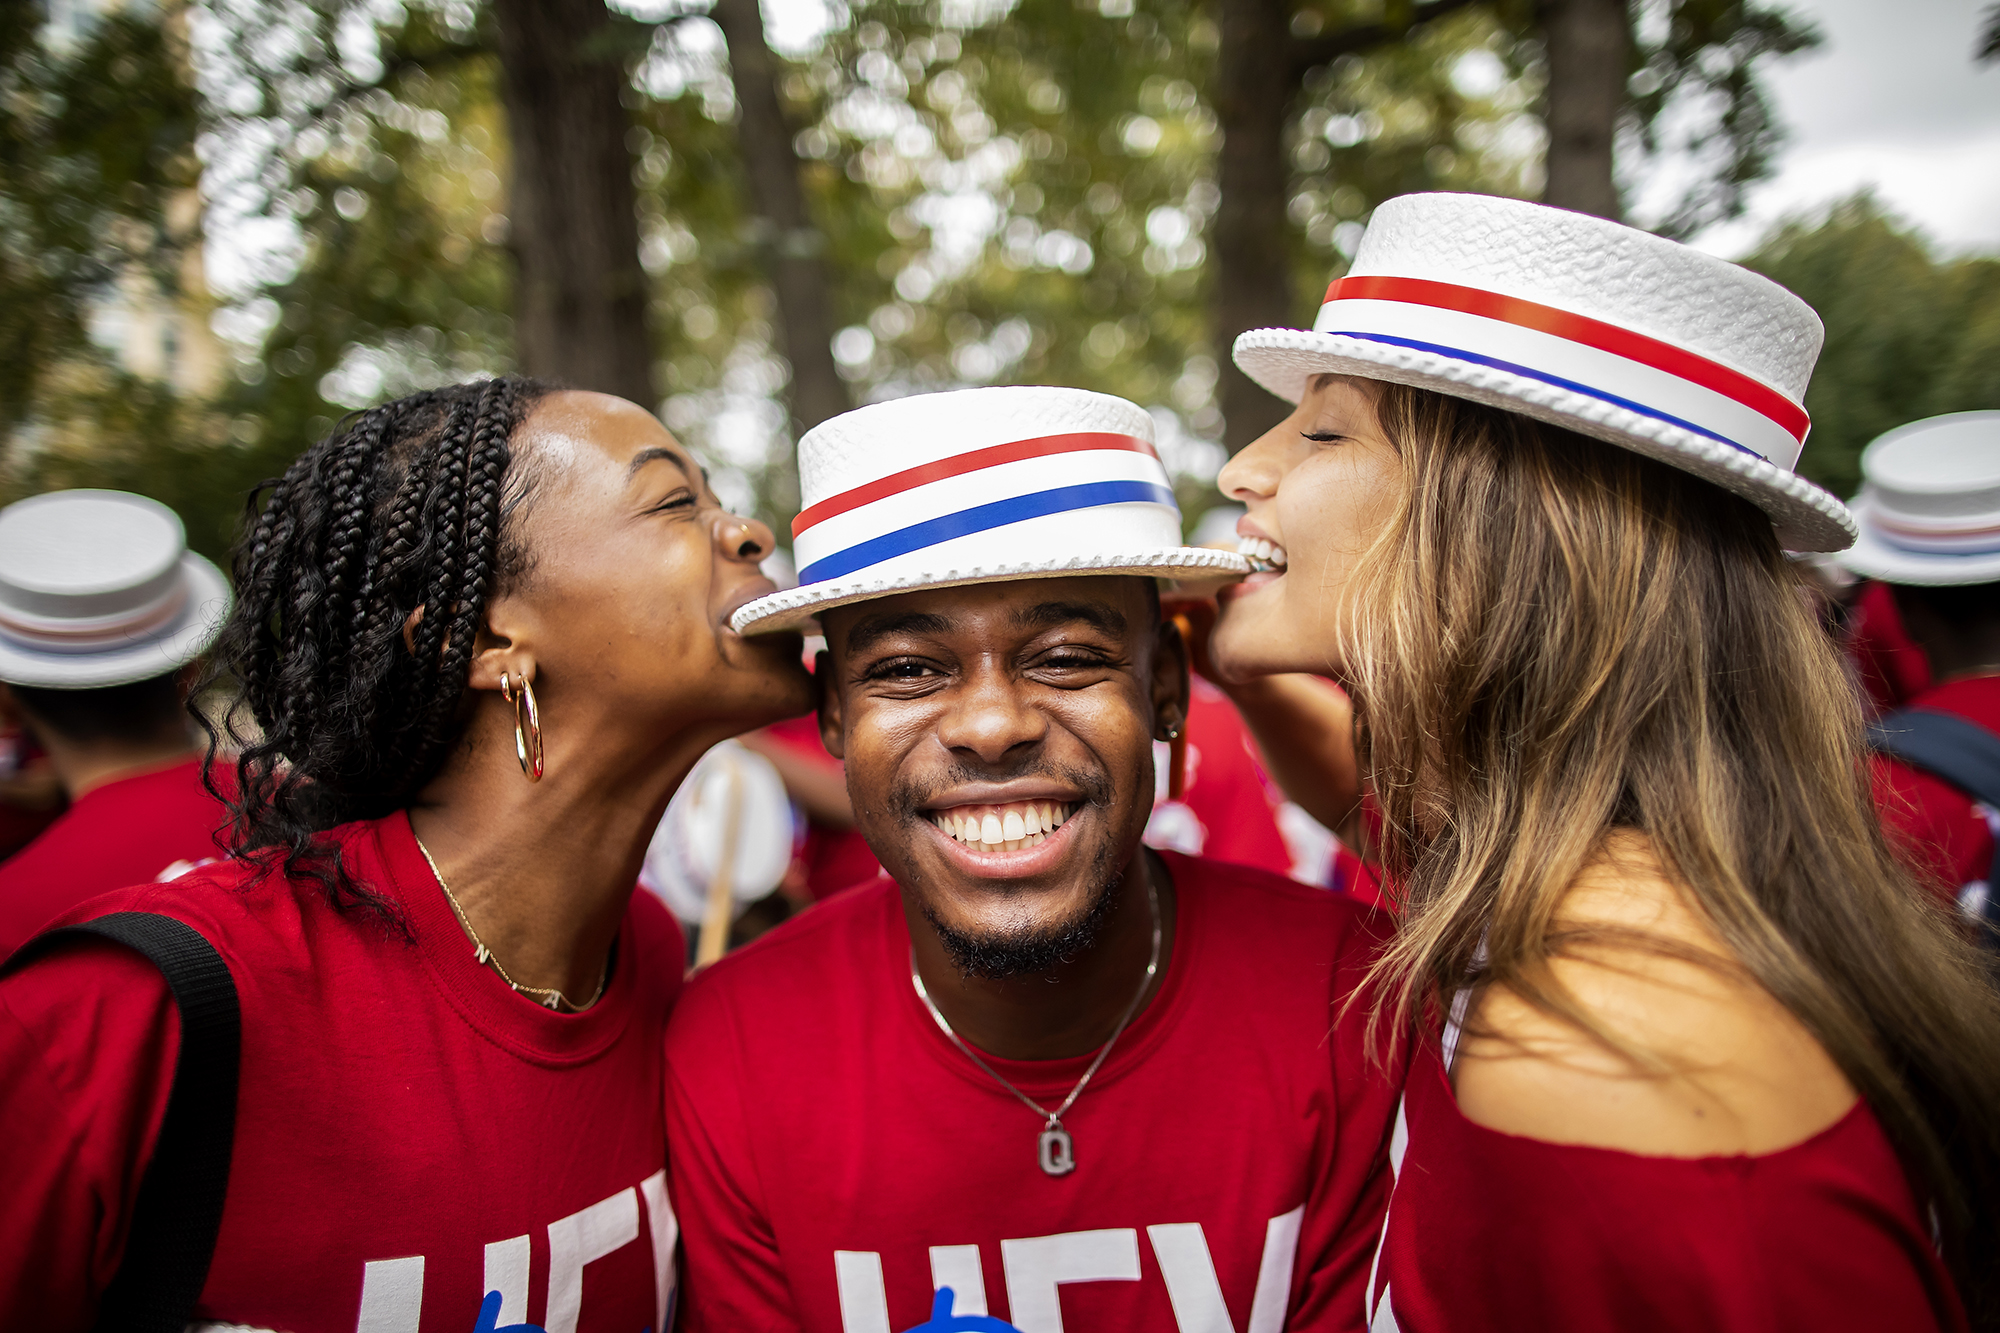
xmin=0 ymin=380 xmax=811 ymax=1332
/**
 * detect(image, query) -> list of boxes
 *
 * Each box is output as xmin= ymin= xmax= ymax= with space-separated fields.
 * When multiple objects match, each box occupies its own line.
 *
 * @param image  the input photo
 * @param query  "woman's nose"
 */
xmin=720 ymin=513 xmax=777 ymax=562
xmin=1217 ymin=437 xmax=1276 ymax=503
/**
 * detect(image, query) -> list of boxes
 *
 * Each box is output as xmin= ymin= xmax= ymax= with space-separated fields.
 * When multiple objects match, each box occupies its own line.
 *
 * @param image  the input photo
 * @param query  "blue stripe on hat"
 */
xmin=1322 ymin=330 xmax=1768 ymax=462
xmin=797 ymin=480 xmax=1179 ymax=586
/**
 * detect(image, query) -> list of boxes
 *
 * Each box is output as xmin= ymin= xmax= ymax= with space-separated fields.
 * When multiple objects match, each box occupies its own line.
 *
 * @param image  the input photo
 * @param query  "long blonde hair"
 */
xmin=1348 ymin=382 xmax=2000 ymax=1323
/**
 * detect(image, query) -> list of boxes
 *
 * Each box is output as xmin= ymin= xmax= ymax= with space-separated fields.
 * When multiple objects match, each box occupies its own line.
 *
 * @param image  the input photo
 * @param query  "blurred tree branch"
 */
xmin=709 ymin=0 xmax=850 ymax=437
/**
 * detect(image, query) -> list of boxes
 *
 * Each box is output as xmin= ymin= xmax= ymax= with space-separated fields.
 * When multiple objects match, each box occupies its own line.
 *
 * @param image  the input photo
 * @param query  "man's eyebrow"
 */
xmin=626 ymin=446 xmax=694 ymax=482
xmin=1012 ymin=600 xmax=1128 ymax=636
xmin=844 ymin=610 xmax=955 ymax=654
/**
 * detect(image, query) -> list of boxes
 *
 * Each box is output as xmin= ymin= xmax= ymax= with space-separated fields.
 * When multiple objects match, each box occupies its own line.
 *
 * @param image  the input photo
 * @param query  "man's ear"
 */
xmin=815 ymin=648 xmax=847 ymax=760
xmin=1151 ymin=613 xmax=1191 ymax=741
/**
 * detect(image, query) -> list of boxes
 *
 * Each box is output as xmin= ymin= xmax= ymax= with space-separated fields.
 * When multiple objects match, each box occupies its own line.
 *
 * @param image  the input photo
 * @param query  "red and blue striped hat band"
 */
xmin=1231 ymin=193 xmax=1856 ymax=554
xmin=1835 ymin=412 xmax=2000 ymax=587
xmin=731 ymin=387 xmax=1250 ymax=635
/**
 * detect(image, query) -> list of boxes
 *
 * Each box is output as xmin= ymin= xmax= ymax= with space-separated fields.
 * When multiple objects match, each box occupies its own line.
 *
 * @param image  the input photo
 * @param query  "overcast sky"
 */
xmin=1685 ymin=0 xmax=1999 ymax=258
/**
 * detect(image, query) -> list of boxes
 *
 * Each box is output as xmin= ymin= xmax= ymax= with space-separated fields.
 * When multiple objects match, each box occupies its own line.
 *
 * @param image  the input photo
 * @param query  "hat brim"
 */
xmin=1233 ymin=328 xmax=1856 ymax=554
xmin=732 ymin=548 xmax=1251 ymax=635
xmin=1831 ymin=496 xmax=2000 ymax=586
xmin=0 ymin=552 xmax=232 ymax=689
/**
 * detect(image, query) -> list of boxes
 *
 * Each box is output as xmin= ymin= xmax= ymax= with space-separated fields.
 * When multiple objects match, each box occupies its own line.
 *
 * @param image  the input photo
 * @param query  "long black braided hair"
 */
xmin=199 ymin=376 xmax=553 ymax=920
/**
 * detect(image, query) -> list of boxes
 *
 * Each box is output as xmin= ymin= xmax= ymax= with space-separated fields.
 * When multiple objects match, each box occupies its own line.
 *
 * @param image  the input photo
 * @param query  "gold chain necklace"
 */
xmin=413 ymin=834 xmax=608 ymax=1012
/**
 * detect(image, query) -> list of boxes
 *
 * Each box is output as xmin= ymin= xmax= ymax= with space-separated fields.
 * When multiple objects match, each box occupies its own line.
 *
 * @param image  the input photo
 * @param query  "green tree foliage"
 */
xmin=4 ymin=1 xmax=516 ymax=564
xmin=0 ymin=1 xmax=200 ymax=435
xmin=1622 ymin=1 xmax=1819 ymax=238
xmin=1746 ymin=196 xmax=2000 ymax=500
xmin=0 ymin=0 xmax=1894 ymax=562
xmin=648 ymin=0 xmax=1541 ymax=527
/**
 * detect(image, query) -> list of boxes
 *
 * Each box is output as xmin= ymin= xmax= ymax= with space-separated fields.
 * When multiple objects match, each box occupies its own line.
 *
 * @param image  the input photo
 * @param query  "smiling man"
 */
xmin=664 ymin=387 xmax=1403 ymax=1333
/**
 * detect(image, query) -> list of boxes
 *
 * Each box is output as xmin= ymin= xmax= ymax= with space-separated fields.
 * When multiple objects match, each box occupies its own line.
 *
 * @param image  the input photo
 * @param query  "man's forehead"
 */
xmin=827 ymin=577 xmax=1157 ymax=651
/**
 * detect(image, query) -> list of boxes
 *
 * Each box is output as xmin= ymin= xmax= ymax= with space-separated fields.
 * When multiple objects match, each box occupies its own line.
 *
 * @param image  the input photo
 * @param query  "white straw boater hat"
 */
xmin=731 ymin=386 xmax=1249 ymax=634
xmin=1233 ymin=192 xmax=1855 ymax=553
xmin=1834 ymin=412 xmax=2000 ymax=586
xmin=0 ymin=490 xmax=231 ymax=689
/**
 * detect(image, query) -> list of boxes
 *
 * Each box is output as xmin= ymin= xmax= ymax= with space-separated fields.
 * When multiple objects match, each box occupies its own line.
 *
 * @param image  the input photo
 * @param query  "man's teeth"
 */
xmin=931 ymin=801 xmax=1076 ymax=851
xmin=1235 ymin=536 xmax=1288 ymax=570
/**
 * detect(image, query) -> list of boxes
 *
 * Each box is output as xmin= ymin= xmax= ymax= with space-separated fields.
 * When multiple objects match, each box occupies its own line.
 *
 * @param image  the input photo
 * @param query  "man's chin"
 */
xmin=921 ymin=879 xmax=1117 ymax=980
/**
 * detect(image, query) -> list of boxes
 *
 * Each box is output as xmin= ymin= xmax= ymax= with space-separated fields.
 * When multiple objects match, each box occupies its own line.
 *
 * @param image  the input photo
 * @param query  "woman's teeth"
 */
xmin=1236 ymin=536 xmax=1288 ymax=572
xmin=930 ymin=800 xmax=1076 ymax=852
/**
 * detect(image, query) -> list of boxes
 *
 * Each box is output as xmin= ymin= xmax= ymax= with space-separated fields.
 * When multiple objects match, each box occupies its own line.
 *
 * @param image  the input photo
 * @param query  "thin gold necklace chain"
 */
xmin=910 ymin=873 xmax=1162 ymax=1133
xmin=413 ymin=834 xmax=608 ymax=1013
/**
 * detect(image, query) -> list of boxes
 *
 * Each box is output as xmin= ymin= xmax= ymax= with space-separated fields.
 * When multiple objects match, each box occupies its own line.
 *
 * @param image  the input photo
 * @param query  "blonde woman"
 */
xmin=1210 ymin=194 xmax=2000 ymax=1331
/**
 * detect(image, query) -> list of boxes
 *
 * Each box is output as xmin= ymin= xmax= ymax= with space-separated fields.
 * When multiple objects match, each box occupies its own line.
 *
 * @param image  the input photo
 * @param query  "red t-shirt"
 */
xmin=0 ymin=811 xmax=685 ymax=1333
xmin=1847 ymin=581 xmax=1933 ymax=721
xmin=1143 ymin=679 xmax=1300 ymax=879
xmin=664 ymin=853 xmax=1402 ymax=1333
xmin=1369 ymin=1044 xmax=1967 ymax=1332
xmin=0 ymin=756 xmax=230 ymax=957
xmin=1870 ymin=675 xmax=2000 ymax=906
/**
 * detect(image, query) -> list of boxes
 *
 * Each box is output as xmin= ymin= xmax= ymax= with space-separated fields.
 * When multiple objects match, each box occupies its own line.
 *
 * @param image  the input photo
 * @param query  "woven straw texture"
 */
xmin=798 ymin=386 xmax=1156 ymax=507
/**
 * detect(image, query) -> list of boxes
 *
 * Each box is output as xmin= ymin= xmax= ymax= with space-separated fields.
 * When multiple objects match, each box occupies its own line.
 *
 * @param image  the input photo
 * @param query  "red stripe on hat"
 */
xmin=791 ymin=432 xmax=1158 ymax=538
xmin=1323 ymin=275 xmax=1809 ymax=443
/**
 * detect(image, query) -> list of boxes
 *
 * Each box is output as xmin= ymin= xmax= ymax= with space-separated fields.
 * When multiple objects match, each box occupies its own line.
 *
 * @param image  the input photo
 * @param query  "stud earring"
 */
xmin=499 ymin=671 xmax=545 ymax=782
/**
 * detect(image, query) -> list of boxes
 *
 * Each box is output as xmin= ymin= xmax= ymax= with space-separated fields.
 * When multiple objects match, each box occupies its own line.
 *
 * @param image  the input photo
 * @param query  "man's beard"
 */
xmin=891 ymin=758 xmax=1122 ymax=979
xmin=922 ymin=871 xmax=1121 ymax=979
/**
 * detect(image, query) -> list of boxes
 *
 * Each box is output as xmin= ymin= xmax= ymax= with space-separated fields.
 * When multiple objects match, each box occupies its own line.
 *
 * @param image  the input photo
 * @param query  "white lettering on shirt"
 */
xmin=545 ymin=1186 xmax=640 ymax=1333
xmin=1247 ymin=1206 xmax=1303 ymax=1333
xmin=1001 ymin=1228 xmax=1142 ymax=1333
xmin=928 ymin=1244 xmax=988 ymax=1315
xmin=349 ymin=1177 xmax=658 ymax=1333
xmin=834 ymin=1211 xmax=1305 ymax=1333
xmin=835 ymin=1250 xmax=893 ymax=1333
xmin=355 ymin=1255 xmax=425 ymax=1333
xmin=482 ymin=1235 xmax=531 ymax=1327
xmin=640 ymin=1168 xmax=679 ymax=1333
xmin=1149 ymin=1224 xmax=1232 ymax=1333
xmin=1364 ymin=1101 xmax=1410 ymax=1333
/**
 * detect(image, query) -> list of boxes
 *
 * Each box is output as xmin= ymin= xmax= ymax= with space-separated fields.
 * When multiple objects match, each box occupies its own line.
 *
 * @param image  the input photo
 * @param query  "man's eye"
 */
xmin=1040 ymin=652 xmax=1108 ymax=670
xmin=868 ymin=659 xmax=937 ymax=681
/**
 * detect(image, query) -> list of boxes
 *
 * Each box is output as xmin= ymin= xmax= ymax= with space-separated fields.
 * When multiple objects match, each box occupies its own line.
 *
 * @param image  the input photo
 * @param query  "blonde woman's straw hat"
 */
xmin=1232 ymin=192 xmax=1854 ymax=553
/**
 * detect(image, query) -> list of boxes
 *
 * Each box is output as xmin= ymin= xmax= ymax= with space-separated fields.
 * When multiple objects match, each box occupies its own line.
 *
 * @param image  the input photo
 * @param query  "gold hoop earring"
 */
xmin=499 ymin=671 xmax=545 ymax=782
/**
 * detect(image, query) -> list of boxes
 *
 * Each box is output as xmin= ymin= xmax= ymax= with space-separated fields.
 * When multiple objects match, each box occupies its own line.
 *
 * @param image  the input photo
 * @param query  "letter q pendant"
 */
xmin=1038 ymin=1123 xmax=1076 ymax=1176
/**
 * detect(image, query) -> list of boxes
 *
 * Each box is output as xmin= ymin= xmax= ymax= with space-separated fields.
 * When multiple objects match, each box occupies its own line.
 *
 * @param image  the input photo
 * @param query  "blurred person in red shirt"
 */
xmin=1833 ymin=412 xmax=2000 ymax=933
xmin=0 ymin=491 xmax=234 ymax=957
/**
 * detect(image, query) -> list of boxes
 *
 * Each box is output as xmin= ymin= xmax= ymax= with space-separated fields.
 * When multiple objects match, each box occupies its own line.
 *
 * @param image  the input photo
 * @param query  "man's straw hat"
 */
xmin=0 ymin=490 xmax=231 ymax=689
xmin=1835 ymin=412 xmax=2000 ymax=586
xmin=732 ymin=386 xmax=1248 ymax=634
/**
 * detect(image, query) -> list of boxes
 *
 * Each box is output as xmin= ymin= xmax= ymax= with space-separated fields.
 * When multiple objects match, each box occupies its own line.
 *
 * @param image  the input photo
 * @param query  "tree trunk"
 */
xmin=709 ymin=0 xmax=849 ymax=442
xmin=1211 ymin=0 xmax=1298 ymax=453
xmin=1539 ymin=0 xmax=1629 ymax=220
xmin=491 ymin=0 xmax=655 ymax=406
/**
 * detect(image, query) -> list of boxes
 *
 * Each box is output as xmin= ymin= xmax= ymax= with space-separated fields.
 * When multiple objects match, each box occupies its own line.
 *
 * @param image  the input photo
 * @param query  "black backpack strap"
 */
xmin=1869 ymin=708 xmax=2000 ymax=809
xmin=2 ymin=912 xmax=240 ymax=1333
xmin=1869 ymin=708 xmax=2000 ymax=942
